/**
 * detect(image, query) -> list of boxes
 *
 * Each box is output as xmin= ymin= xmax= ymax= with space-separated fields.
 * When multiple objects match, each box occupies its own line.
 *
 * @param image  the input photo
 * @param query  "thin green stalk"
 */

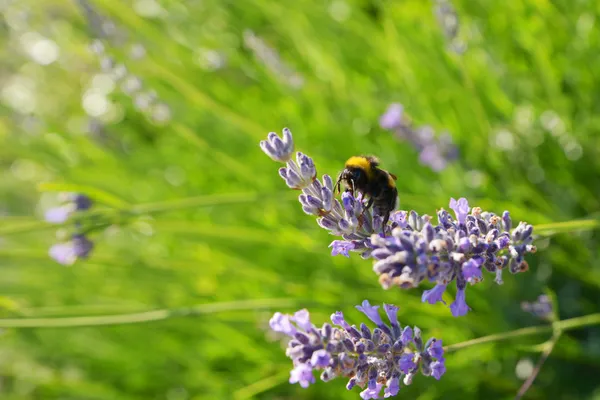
xmin=445 ymin=313 xmax=600 ymax=352
xmin=0 ymin=191 xmax=297 ymax=236
xmin=0 ymin=298 xmax=302 ymax=328
xmin=534 ymin=219 xmax=600 ymax=236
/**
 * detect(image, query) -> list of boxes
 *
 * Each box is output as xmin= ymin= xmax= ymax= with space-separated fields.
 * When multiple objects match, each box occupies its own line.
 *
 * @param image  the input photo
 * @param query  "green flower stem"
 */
xmin=0 ymin=298 xmax=301 ymax=329
xmin=0 ymin=191 xmax=297 ymax=236
xmin=534 ymin=218 xmax=600 ymax=236
xmin=444 ymin=312 xmax=600 ymax=353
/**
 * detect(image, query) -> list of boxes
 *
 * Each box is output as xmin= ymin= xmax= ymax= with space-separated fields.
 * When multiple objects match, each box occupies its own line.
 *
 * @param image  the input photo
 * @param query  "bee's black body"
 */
xmin=335 ymin=156 xmax=398 ymax=232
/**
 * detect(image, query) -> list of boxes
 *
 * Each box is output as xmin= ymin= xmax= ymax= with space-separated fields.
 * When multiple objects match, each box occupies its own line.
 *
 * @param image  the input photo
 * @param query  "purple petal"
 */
xmin=462 ymin=259 xmax=482 ymax=284
xmin=292 ymin=309 xmax=312 ymax=331
xmin=331 ymin=311 xmax=351 ymax=330
xmin=398 ymin=353 xmax=416 ymax=373
xmin=356 ymin=300 xmax=384 ymax=326
xmin=289 ymin=364 xmax=315 ymax=388
xmin=383 ymin=303 xmax=399 ymax=327
xmin=449 ymin=197 xmax=470 ymax=225
xmin=431 ymin=360 xmax=446 ymax=380
xmin=310 ymin=349 xmax=331 ymax=368
xmin=400 ymin=326 xmax=413 ymax=345
xmin=329 ymin=240 xmax=354 ymax=257
xmin=450 ymin=288 xmax=470 ymax=317
xmin=360 ymin=379 xmax=383 ymax=400
xmin=421 ymin=284 xmax=447 ymax=305
xmin=269 ymin=312 xmax=297 ymax=336
xmin=383 ymin=377 xmax=400 ymax=398
xmin=427 ymin=339 xmax=444 ymax=360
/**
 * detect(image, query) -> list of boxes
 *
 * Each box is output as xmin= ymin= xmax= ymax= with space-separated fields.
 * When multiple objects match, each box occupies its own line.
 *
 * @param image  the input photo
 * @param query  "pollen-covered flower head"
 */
xmin=270 ymin=301 xmax=446 ymax=398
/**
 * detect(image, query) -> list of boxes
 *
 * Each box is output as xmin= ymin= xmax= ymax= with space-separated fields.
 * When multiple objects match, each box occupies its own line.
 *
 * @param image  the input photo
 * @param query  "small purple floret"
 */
xmin=399 ymin=354 xmax=416 ymax=373
xmin=450 ymin=288 xmax=470 ymax=317
xmin=383 ymin=303 xmax=399 ymax=327
xmin=360 ymin=380 xmax=383 ymax=400
xmin=292 ymin=309 xmax=312 ymax=331
xmin=449 ymin=197 xmax=469 ymax=225
xmin=329 ymin=240 xmax=354 ymax=257
xmin=310 ymin=349 xmax=331 ymax=368
xmin=384 ymin=377 xmax=400 ymax=398
xmin=427 ymin=339 xmax=444 ymax=360
xmin=356 ymin=300 xmax=384 ymax=326
xmin=431 ymin=360 xmax=446 ymax=380
xmin=421 ymin=283 xmax=447 ymax=305
xmin=289 ymin=364 xmax=315 ymax=388
xmin=269 ymin=312 xmax=297 ymax=336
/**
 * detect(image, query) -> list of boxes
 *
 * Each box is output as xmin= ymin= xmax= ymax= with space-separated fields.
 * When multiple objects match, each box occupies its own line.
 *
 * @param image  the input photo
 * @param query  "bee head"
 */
xmin=344 ymin=156 xmax=377 ymax=179
xmin=334 ymin=156 xmax=376 ymax=193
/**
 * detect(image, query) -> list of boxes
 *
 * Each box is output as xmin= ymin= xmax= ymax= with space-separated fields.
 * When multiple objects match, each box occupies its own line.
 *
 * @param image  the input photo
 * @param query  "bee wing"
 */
xmin=389 ymin=172 xmax=398 ymax=181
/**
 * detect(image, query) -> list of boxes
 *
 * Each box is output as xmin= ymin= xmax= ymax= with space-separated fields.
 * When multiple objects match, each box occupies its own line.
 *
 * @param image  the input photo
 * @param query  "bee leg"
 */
xmin=359 ymin=196 xmax=374 ymax=220
xmin=382 ymin=212 xmax=390 ymax=236
xmin=334 ymin=174 xmax=342 ymax=195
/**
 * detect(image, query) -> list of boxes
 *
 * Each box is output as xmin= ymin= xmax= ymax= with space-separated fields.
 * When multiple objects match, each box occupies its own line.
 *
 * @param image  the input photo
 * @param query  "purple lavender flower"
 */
xmin=260 ymin=128 xmax=294 ymax=163
xmin=259 ymin=130 xmax=535 ymax=317
xmin=261 ymin=129 xmax=384 ymax=257
xmin=49 ymin=234 xmax=94 ymax=266
xmin=521 ymin=294 xmax=553 ymax=320
xmin=379 ymin=104 xmax=459 ymax=172
xmin=44 ymin=193 xmax=93 ymax=224
xmin=369 ymin=197 xmax=535 ymax=316
xmin=433 ymin=0 xmax=467 ymax=54
xmin=271 ymin=301 xmax=446 ymax=396
xmin=379 ymin=103 xmax=404 ymax=130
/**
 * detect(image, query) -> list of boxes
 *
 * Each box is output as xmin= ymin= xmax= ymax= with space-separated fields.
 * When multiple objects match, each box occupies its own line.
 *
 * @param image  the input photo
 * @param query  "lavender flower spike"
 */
xmin=270 ymin=301 xmax=446 ymax=396
xmin=260 ymin=128 xmax=294 ymax=162
xmin=260 ymin=128 xmax=382 ymax=256
xmin=369 ymin=197 xmax=536 ymax=316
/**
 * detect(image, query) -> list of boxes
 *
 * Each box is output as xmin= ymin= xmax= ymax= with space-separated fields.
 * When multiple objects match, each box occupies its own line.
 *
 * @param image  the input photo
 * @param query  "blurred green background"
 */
xmin=1 ymin=0 xmax=600 ymax=399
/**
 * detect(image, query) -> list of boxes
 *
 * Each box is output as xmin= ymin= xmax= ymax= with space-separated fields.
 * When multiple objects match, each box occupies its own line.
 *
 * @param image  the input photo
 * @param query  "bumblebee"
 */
xmin=335 ymin=155 xmax=399 ymax=231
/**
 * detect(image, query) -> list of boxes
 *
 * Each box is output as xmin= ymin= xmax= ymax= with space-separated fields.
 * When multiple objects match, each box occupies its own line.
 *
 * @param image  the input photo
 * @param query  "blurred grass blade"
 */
xmin=37 ymin=182 xmax=131 ymax=208
xmin=233 ymin=370 xmax=290 ymax=400
xmin=0 ymin=298 xmax=300 ymax=328
xmin=130 ymin=191 xmax=293 ymax=214
xmin=534 ymin=219 xmax=600 ymax=236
